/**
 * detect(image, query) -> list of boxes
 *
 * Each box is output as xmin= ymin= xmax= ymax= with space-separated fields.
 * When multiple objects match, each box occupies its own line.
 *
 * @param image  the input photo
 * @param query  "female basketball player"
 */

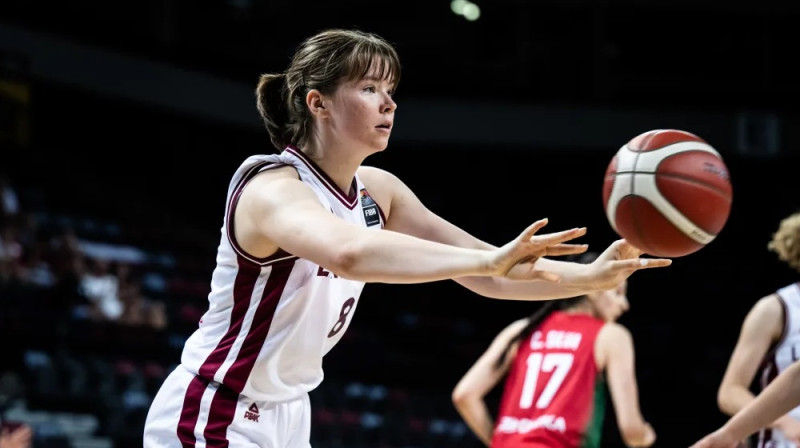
xmin=143 ymin=29 xmax=671 ymax=447
xmin=692 ymin=211 xmax=800 ymax=448
xmin=452 ymin=252 xmax=656 ymax=448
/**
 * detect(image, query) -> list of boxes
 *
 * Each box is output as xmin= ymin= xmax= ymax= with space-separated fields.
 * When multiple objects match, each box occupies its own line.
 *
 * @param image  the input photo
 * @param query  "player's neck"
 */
xmin=303 ymin=143 xmax=364 ymax=195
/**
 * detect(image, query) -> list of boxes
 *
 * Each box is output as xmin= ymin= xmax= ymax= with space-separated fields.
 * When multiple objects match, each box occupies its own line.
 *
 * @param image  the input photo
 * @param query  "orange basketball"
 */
xmin=602 ymin=129 xmax=733 ymax=257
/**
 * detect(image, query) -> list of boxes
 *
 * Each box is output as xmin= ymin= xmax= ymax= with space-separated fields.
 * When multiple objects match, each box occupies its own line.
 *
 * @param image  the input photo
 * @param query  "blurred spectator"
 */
xmin=42 ymin=226 xmax=87 ymax=319
xmin=118 ymin=276 xmax=167 ymax=331
xmin=77 ymin=257 xmax=122 ymax=321
xmin=17 ymin=244 xmax=55 ymax=289
xmin=0 ymin=173 xmax=20 ymax=223
xmin=0 ymin=222 xmax=23 ymax=285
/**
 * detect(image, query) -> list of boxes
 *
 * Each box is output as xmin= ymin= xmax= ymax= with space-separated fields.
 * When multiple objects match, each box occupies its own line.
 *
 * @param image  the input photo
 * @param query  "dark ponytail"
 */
xmin=255 ymin=73 xmax=291 ymax=152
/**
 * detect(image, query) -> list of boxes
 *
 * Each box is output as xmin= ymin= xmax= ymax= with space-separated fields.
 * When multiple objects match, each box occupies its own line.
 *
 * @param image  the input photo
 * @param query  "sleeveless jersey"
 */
xmin=179 ymin=147 xmax=384 ymax=402
xmin=492 ymin=311 xmax=607 ymax=448
xmin=758 ymin=282 xmax=800 ymax=448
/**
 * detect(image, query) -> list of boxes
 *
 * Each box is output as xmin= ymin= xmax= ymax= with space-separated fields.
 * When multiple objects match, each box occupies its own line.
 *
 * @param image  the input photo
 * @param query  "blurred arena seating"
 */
xmin=0 ymin=173 xmax=490 ymax=448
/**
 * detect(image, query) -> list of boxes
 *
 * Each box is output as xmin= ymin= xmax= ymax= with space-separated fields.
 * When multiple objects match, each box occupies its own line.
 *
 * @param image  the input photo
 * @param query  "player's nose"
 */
xmin=382 ymin=95 xmax=396 ymax=114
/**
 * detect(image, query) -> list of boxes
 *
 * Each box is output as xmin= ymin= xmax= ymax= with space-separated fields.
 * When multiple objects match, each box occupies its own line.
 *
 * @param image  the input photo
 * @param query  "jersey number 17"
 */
xmin=519 ymin=352 xmax=574 ymax=409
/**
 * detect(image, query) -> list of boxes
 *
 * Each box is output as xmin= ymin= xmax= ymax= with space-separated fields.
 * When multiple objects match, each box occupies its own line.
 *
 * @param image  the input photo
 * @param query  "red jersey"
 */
xmin=492 ymin=311 xmax=607 ymax=448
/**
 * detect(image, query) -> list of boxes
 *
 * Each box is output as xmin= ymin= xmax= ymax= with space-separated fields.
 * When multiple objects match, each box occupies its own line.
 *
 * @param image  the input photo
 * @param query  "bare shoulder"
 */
xmin=494 ymin=318 xmax=530 ymax=343
xmin=357 ymin=165 xmax=404 ymax=211
xmin=749 ymin=293 xmax=783 ymax=319
xmin=740 ymin=293 xmax=784 ymax=339
xmin=250 ymin=164 xmax=300 ymax=184
xmin=243 ymin=165 xmax=305 ymax=198
xmin=595 ymin=322 xmax=633 ymax=369
xmin=597 ymin=322 xmax=633 ymax=346
xmin=357 ymin=165 xmax=394 ymax=179
xmin=504 ymin=318 xmax=530 ymax=335
xmin=357 ymin=165 xmax=399 ymax=188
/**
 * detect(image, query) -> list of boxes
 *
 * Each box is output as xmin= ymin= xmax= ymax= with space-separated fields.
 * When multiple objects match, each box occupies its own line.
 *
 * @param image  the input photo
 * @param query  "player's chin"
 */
xmin=372 ymin=139 xmax=390 ymax=152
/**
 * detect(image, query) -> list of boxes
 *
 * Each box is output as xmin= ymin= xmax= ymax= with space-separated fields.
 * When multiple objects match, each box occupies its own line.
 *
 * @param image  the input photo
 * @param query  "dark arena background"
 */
xmin=1 ymin=1 xmax=799 ymax=447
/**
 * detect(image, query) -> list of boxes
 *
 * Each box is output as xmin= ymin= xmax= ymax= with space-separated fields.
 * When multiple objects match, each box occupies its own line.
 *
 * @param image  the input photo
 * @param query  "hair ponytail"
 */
xmin=255 ymin=73 xmax=291 ymax=152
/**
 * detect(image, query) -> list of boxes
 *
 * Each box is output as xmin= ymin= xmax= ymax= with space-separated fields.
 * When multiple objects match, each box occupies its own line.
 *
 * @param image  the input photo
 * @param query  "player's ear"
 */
xmin=306 ymin=89 xmax=328 ymax=118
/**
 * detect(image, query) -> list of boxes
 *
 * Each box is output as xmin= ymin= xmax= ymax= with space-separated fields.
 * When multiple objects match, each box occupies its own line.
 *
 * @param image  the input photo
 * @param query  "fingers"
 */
xmin=520 ymin=218 xmax=550 ymax=241
xmin=544 ymin=243 xmax=588 ymax=257
xmin=633 ymin=258 xmax=672 ymax=269
xmin=531 ymin=227 xmax=587 ymax=247
xmin=610 ymin=258 xmax=672 ymax=271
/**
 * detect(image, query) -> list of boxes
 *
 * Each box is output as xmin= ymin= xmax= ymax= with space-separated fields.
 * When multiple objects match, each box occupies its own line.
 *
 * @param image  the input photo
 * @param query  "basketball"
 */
xmin=602 ymin=129 xmax=733 ymax=257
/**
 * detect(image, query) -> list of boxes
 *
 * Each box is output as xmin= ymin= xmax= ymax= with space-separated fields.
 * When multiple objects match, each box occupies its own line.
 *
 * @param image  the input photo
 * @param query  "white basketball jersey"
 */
xmin=758 ymin=282 xmax=800 ymax=448
xmin=179 ymin=147 xmax=384 ymax=402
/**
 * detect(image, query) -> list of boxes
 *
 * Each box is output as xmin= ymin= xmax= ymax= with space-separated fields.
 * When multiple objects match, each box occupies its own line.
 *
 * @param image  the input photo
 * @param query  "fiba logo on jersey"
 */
xmin=360 ymin=189 xmax=380 ymax=227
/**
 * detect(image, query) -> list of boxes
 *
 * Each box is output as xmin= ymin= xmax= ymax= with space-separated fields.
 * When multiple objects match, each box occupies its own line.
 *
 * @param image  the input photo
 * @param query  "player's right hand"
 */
xmin=490 ymin=218 xmax=588 ymax=281
xmin=688 ymin=428 xmax=741 ymax=448
xmin=580 ymin=239 xmax=672 ymax=291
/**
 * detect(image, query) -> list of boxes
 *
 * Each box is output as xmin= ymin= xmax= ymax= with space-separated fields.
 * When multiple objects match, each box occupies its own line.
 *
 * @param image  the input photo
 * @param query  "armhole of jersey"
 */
xmin=763 ymin=294 xmax=789 ymax=362
xmin=505 ymin=338 xmax=523 ymax=372
xmin=376 ymin=203 xmax=387 ymax=228
xmin=226 ymin=162 xmax=299 ymax=266
xmin=593 ymin=322 xmax=610 ymax=374
xmin=762 ymin=292 xmax=790 ymax=365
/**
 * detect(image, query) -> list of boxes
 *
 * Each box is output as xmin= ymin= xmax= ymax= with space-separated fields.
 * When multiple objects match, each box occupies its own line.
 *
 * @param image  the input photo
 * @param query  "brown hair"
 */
xmin=768 ymin=211 xmax=800 ymax=273
xmin=255 ymin=29 xmax=401 ymax=152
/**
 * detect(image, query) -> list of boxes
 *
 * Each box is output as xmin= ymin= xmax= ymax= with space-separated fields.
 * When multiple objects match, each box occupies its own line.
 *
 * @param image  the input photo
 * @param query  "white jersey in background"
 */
xmin=181 ymin=146 xmax=384 ymax=400
xmin=758 ymin=282 xmax=800 ymax=448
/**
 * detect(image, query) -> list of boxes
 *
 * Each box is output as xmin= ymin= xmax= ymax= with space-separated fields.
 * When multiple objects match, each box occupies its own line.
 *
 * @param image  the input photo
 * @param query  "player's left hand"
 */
xmin=583 ymin=239 xmax=672 ymax=291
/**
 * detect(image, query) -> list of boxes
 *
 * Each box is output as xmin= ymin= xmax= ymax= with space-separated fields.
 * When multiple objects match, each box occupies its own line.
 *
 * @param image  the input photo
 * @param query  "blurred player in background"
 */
xmin=452 ymin=252 xmax=656 ymax=448
xmin=693 ymin=211 xmax=800 ymax=448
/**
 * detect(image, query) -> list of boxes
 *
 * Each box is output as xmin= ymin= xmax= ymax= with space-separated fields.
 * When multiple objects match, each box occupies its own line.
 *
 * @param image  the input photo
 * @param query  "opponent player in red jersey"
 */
xmin=452 ymin=253 xmax=655 ymax=448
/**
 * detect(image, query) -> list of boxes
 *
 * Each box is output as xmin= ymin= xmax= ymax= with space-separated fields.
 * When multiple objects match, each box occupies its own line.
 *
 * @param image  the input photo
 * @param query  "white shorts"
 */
xmin=143 ymin=365 xmax=311 ymax=448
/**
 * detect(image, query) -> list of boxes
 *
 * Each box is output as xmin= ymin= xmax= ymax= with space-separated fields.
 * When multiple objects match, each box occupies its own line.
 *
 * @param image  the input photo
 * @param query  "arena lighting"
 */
xmin=450 ymin=0 xmax=481 ymax=21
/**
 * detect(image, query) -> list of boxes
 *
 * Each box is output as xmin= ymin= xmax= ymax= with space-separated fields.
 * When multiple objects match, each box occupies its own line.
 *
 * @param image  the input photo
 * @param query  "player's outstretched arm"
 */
xmin=717 ymin=295 xmax=782 ymax=417
xmin=357 ymin=166 xmax=671 ymax=300
xmin=238 ymin=169 xmax=585 ymax=284
xmin=690 ymin=361 xmax=800 ymax=448
xmin=599 ymin=323 xmax=656 ymax=448
xmin=452 ymin=319 xmax=527 ymax=447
